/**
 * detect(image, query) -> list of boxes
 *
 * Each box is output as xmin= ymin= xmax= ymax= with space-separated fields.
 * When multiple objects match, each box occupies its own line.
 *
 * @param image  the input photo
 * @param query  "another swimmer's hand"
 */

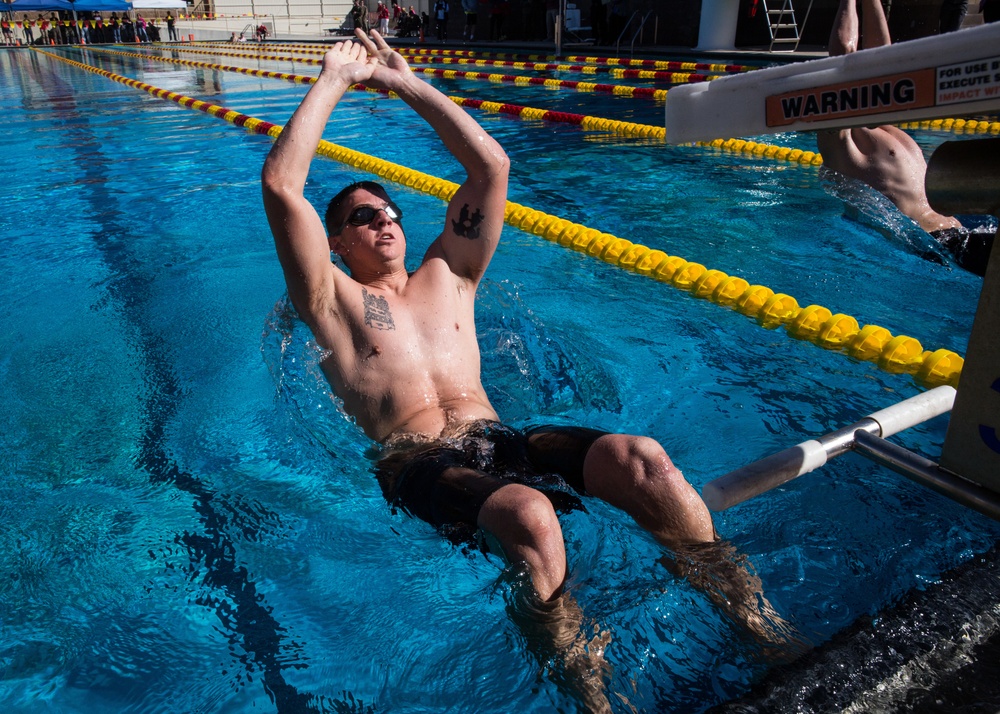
xmin=352 ymin=29 xmax=414 ymax=92
xmin=321 ymin=36 xmax=379 ymax=86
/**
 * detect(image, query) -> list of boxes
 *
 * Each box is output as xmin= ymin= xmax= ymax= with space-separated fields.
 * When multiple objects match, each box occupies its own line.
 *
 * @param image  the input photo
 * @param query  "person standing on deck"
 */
xmin=461 ymin=0 xmax=479 ymax=39
xmin=166 ymin=12 xmax=178 ymax=42
xmin=22 ymin=15 xmax=35 ymax=45
xmin=939 ymin=0 xmax=969 ymax=31
xmin=376 ymin=1 xmax=391 ymax=35
xmin=816 ymin=0 xmax=994 ymax=275
xmin=433 ymin=0 xmax=449 ymax=40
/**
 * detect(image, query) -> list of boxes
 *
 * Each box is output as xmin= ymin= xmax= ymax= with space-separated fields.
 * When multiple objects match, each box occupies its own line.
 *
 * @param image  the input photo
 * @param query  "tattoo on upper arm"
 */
xmin=362 ymin=288 xmax=396 ymax=331
xmin=452 ymin=204 xmax=485 ymax=240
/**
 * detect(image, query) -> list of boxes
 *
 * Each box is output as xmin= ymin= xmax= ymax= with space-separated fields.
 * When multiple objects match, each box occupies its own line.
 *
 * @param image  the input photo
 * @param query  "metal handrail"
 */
xmin=629 ymin=10 xmax=654 ymax=56
xmin=613 ymin=10 xmax=654 ymax=56
xmin=613 ymin=10 xmax=638 ymax=54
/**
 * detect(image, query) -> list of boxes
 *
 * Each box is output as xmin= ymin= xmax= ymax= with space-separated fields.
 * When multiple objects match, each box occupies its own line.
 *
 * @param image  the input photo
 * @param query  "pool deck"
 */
xmin=709 ymin=541 xmax=1000 ymax=713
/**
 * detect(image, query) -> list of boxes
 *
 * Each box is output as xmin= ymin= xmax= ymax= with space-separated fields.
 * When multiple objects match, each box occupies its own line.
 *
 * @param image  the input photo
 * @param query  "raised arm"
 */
xmin=356 ymin=30 xmax=510 ymax=284
xmin=827 ymin=0 xmax=890 ymax=56
xmin=261 ymin=39 xmax=378 ymax=319
xmin=827 ymin=0 xmax=859 ymax=57
xmin=817 ymin=0 xmax=885 ymax=169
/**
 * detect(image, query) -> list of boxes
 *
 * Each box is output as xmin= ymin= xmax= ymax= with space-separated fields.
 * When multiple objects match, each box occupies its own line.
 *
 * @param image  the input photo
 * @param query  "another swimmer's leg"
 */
xmin=581 ymin=435 xmax=803 ymax=649
xmin=478 ymin=483 xmax=612 ymax=712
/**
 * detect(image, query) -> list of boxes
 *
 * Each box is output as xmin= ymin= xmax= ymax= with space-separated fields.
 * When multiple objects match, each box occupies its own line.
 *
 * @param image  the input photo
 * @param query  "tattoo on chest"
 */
xmin=362 ymin=288 xmax=396 ymax=331
xmin=452 ymin=203 xmax=485 ymax=240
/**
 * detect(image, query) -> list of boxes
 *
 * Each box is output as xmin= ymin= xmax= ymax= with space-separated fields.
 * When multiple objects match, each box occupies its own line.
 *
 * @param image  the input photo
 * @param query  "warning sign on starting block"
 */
xmin=665 ymin=22 xmax=1000 ymax=144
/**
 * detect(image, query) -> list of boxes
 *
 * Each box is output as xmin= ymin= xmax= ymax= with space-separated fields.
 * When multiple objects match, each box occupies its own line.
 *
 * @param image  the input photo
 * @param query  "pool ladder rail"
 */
xmin=762 ymin=0 xmax=815 ymax=53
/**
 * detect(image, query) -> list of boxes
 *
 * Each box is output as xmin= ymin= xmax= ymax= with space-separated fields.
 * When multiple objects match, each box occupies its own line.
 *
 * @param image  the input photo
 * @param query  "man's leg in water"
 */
xmin=478 ymin=482 xmax=568 ymax=599
xmin=545 ymin=432 xmax=800 ymax=647
xmin=474 ymin=478 xmax=612 ymax=711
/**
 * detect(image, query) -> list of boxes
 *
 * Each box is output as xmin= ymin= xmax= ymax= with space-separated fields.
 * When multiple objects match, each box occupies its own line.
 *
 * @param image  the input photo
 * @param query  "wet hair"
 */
xmin=324 ymin=181 xmax=401 ymax=236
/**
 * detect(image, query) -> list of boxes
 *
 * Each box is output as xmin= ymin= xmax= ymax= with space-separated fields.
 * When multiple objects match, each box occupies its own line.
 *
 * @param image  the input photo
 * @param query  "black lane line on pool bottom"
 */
xmin=24 ymin=49 xmax=375 ymax=714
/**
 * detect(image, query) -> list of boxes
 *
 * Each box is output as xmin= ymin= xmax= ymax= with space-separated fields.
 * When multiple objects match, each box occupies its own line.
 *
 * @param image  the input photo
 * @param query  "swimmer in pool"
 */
xmin=262 ymin=28 xmax=797 ymax=706
xmin=817 ymin=0 xmax=994 ymax=276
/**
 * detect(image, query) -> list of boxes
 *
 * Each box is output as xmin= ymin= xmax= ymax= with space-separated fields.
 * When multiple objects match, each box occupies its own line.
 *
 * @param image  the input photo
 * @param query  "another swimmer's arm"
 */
xmin=262 ymin=40 xmax=377 ymax=315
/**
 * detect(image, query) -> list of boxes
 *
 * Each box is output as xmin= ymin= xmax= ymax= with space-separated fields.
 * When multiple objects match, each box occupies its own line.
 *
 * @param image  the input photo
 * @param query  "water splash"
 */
xmin=476 ymin=279 xmax=622 ymax=424
xmin=820 ymin=170 xmax=955 ymax=265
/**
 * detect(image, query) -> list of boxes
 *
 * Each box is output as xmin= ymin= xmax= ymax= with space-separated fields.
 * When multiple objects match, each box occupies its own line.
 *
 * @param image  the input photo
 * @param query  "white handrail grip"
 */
xmin=869 ymin=385 xmax=956 ymax=437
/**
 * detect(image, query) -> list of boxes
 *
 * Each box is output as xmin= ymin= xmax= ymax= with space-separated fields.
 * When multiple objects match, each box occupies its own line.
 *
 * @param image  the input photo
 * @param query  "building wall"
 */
xmin=182 ymin=0 xmax=962 ymax=47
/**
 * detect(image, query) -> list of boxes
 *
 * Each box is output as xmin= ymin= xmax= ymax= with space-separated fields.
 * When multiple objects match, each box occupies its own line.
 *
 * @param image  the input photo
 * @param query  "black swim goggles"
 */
xmin=334 ymin=202 xmax=402 ymax=235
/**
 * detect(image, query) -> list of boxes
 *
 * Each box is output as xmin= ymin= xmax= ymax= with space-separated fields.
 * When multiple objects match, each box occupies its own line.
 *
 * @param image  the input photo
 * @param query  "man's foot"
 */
xmin=510 ymin=588 xmax=614 ymax=713
xmin=659 ymin=543 xmax=809 ymax=655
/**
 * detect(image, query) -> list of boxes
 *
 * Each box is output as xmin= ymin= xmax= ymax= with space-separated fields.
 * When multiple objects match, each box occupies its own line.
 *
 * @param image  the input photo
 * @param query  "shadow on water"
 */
xmin=20 ymin=50 xmax=372 ymax=713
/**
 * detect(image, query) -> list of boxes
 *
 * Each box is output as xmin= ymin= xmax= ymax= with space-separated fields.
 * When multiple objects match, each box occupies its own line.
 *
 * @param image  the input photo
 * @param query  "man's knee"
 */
xmin=479 ymin=483 xmax=563 ymax=545
xmin=585 ymin=434 xmax=715 ymax=543
xmin=479 ymin=484 xmax=566 ymax=598
xmin=585 ymin=434 xmax=683 ymax=492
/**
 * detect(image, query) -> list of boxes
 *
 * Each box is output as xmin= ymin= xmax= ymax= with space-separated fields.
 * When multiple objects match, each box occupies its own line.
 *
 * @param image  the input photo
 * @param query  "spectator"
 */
xmin=377 ymin=1 xmax=390 ymax=34
xmin=434 ymin=0 xmax=449 ymax=40
xmin=489 ymin=0 xmax=509 ymax=40
xmin=122 ymin=14 xmax=135 ymax=43
xmin=166 ymin=12 xmax=178 ymax=42
xmin=359 ymin=0 xmax=371 ymax=32
xmin=939 ymin=0 xmax=969 ymax=32
xmin=462 ymin=0 xmax=479 ymax=40
xmin=22 ymin=14 xmax=35 ymax=45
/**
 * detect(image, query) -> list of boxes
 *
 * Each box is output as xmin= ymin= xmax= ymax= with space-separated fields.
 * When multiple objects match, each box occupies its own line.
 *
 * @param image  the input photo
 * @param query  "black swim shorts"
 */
xmin=930 ymin=225 xmax=995 ymax=277
xmin=375 ymin=421 xmax=608 ymax=541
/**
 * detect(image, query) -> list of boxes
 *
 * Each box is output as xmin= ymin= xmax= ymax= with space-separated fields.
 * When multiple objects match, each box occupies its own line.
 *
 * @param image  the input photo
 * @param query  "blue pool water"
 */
xmin=2 ymin=45 xmax=998 ymax=713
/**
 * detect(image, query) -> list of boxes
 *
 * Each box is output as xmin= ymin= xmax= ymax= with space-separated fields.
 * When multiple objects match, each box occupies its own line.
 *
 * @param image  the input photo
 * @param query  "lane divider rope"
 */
xmin=119 ymin=43 xmax=672 ymax=100
xmin=87 ymin=45 xmax=825 ymax=165
xmin=399 ymin=54 xmax=724 ymax=84
xmin=191 ymin=42 xmax=725 ymax=83
xmin=40 ymin=46 xmax=963 ymax=389
xmin=194 ymin=41 xmax=754 ymax=73
xmin=899 ymin=117 xmax=1000 ymax=135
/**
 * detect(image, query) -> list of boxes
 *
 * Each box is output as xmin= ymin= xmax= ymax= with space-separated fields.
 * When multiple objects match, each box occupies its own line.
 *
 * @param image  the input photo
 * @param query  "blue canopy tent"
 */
xmin=4 ymin=0 xmax=132 ymax=44
xmin=6 ymin=0 xmax=131 ymax=12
